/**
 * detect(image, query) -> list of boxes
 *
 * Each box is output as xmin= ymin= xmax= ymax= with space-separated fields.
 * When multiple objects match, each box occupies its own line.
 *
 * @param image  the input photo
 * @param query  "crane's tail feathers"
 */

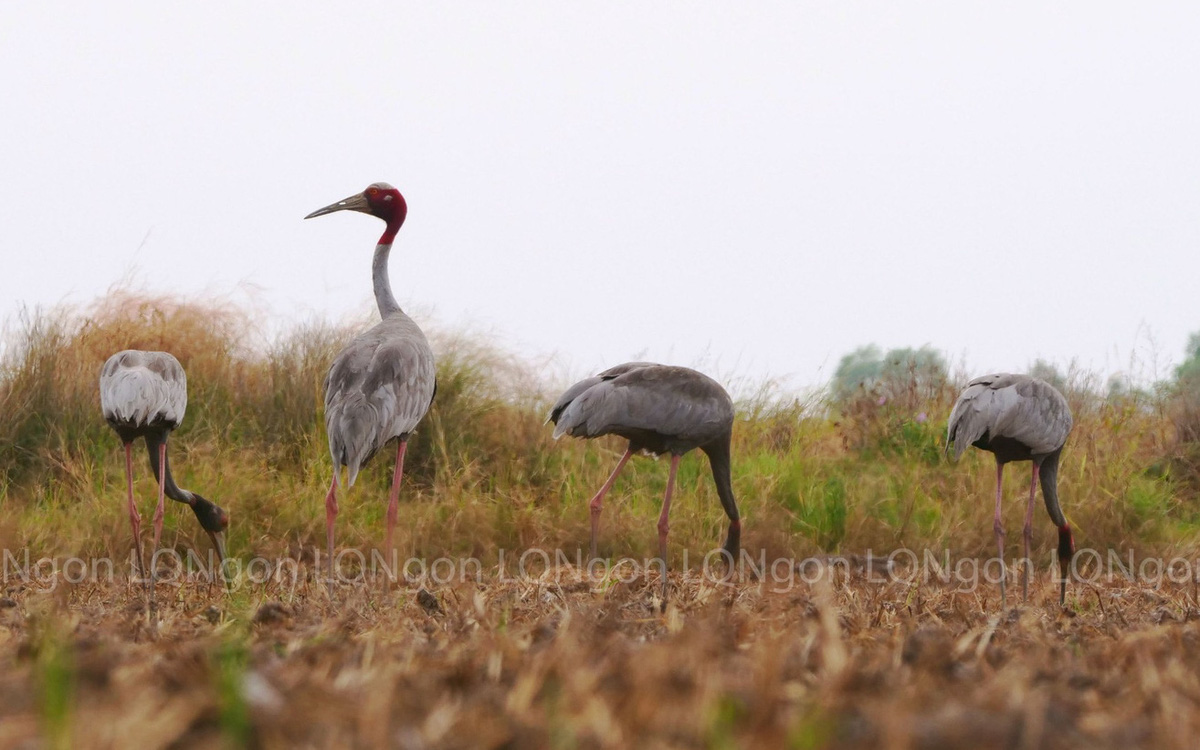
xmin=330 ymin=464 xmax=362 ymax=489
xmin=945 ymin=420 xmax=965 ymax=461
xmin=550 ymin=399 xmax=584 ymax=440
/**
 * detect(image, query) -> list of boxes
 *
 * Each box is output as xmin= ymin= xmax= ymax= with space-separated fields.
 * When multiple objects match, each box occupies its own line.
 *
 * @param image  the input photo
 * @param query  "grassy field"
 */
xmin=3 ymin=293 xmax=1200 ymax=748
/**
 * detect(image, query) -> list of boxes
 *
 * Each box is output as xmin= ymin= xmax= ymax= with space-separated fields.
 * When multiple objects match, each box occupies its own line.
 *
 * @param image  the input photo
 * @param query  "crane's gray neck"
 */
xmin=703 ymin=437 xmax=741 ymax=559
xmin=144 ymin=433 xmax=195 ymax=506
xmin=1038 ymin=447 xmax=1075 ymax=601
xmin=1038 ymin=448 xmax=1066 ymax=528
xmin=373 ymin=242 xmax=402 ymax=318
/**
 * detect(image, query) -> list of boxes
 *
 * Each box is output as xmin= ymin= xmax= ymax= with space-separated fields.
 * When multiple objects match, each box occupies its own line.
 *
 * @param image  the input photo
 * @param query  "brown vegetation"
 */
xmin=3 ymin=570 xmax=1200 ymax=748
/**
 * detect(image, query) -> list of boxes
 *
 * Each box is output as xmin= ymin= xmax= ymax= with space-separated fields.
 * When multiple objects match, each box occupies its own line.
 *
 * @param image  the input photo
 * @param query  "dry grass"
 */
xmin=4 ymin=292 xmax=1200 ymax=747
xmin=2 ymin=570 xmax=1200 ymax=749
xmin=2 ymin=293 xmax=1196 ymax=564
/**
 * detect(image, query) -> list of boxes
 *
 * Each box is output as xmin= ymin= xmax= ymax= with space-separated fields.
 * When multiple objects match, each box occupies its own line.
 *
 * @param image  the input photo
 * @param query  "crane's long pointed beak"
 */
xmin=304 ymin=192 xmax=371 ymax=219
xmin=208 ymin=530 xmax=229 ymax=589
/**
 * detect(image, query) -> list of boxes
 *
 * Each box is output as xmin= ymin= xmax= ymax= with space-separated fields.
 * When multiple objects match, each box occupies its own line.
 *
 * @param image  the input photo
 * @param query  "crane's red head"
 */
xmin=304 ymin=182 xmax=408 ymax=245
xmin=189 ymin=493 xmax=229 ymax=586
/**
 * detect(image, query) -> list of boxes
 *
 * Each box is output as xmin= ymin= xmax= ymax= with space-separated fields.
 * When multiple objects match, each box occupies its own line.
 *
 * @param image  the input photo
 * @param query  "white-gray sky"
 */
xmin=3 ymin=2 xmax=1197 ymax=390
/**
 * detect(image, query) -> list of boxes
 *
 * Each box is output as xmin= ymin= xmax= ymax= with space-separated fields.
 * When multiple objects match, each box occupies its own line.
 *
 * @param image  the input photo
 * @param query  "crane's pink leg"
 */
xmin=1022 ymin=463 xmax=1040 ymax=603
xmin=656 ymin=454 xmax=681 ymax=607
xmin=325 ymin=476 xmax=339 ymax=596
xmin=384 ymin=441 xmax=408 ymax=581
xmin=589 ymin=448 xmax=633 ymax=561
xmin=993 ymin=461 xmax=1007 ymax=608
xmin=148 ymin=441 xmax=168 ymax=610
xmin=125 ymin=443 xmax=147 ymax=592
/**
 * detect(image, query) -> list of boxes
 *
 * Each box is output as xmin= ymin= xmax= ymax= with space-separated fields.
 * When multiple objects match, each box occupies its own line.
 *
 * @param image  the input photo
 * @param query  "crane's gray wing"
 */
xmin=324 ymin=317 xmax=436 ymax=485
xmin=99 ymin=350 xmax=187 ymax=427
xmin=552 ymin=364 xmax=732 ymax=445
xmin=546 ymin=361 xmax=662 ymax=426
xmin=547 ymin=376 xmax=604 ymax=426
xmin=947 ymin=373 xmax=1072 ymax=459
xmin=594 ymin=361 xmax=660 ymax=379
xmin=546 ymin=362 xmax=660 ymax=426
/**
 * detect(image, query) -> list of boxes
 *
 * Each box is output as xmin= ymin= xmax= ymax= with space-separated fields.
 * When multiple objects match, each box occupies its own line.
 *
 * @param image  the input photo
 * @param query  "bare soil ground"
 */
xmin=2 ymin=561 xmax=1200 ymax=750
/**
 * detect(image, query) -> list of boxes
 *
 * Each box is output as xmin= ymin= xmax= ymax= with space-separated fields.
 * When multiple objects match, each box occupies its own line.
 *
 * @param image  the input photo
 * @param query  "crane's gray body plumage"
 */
xmin=549 ymin=362 xmax=741 ymax=580
xmin=947 ymin=373 xmax=1072 ymax=463
xmin=306 ymin=182 xmax=435 ymax=591
xmin=324 ymin=307 xmax=435 ymax=487
xmin=98 ymin=349 xmax=228 ymax=582
xmin=100 ymin=350 xmax=187 ymax=441
xmin=317 ymin=199 xmax=436 ymax=489
xmin=946 ymin=372 xmax=1075 ymax=605
xmin=550 ymin=362 xmax=734 ymax=455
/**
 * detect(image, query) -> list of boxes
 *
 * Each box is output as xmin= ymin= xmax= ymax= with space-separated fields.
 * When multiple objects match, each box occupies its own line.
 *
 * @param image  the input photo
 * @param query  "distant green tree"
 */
xmin=1170 ymin=330 xmax=1200 ymax=453
xmin=1175 ymin=331 xmax=1200 ymax=386
xmin=831 ymin=345 xmax=883 ymax=402
xmin=879 ymin=346 xmax=947 ymax=401
xmin=831 ymin=344 xmax=948 ymax=406
xmin=1028 ymin=359 xmax=1066 ymax=391
xmin=1106 ymin=373 xmax=1133 ymax=399
xmin=1105 ymin=372 xmax=1152 ymax=403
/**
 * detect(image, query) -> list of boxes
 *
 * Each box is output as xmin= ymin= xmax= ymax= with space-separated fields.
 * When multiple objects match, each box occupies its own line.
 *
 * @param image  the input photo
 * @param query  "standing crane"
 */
xmin=946 ymin=373 xmax=1074 ymax=606
xmin=304 ymin=182 xmax=436 ymax=592
xmin=99 ymin=350 xmax=229 ymax=604
xmin=548 ymin=362 xmax=741 ymax=605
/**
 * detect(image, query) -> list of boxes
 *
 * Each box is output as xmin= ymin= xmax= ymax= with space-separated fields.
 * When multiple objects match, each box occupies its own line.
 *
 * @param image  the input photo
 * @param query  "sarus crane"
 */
xmin=99 ymin=350 xmax=229 ymax=603
xmin=304 ymin=182 xmax=436 ymax=592
xmin=548 ymin=362 xmax=741 ymax=606
xmin=947 ymin=372 xmax=1074 ymax=606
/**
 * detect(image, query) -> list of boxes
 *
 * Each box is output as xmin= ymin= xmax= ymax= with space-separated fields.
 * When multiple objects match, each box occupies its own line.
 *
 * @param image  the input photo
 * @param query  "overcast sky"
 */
xmin=3 ymin=2 xmax=1197 ymax=391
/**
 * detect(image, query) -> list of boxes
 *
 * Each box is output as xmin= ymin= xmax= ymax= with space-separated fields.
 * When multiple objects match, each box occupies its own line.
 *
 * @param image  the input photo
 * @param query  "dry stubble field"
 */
xmin=3 ymin=561 xmax=1200 ymax=749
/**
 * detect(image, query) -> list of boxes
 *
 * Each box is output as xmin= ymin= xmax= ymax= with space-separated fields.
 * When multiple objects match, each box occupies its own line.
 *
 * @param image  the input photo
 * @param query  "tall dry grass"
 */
xmin=0 ymin=292 xmax=1196 ymax=570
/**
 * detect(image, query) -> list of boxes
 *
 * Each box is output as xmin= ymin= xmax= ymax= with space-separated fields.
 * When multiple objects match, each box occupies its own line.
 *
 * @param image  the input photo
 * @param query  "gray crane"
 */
xmin=304 ymin=182 xmax=436 ymax=591
xmin=548 ymin=362 xmax=741 ymax=604
xmin=946 ymin=372 xmax=1075 ymax=606
xmin=99 ymin=350 xmax=229 ymax=603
